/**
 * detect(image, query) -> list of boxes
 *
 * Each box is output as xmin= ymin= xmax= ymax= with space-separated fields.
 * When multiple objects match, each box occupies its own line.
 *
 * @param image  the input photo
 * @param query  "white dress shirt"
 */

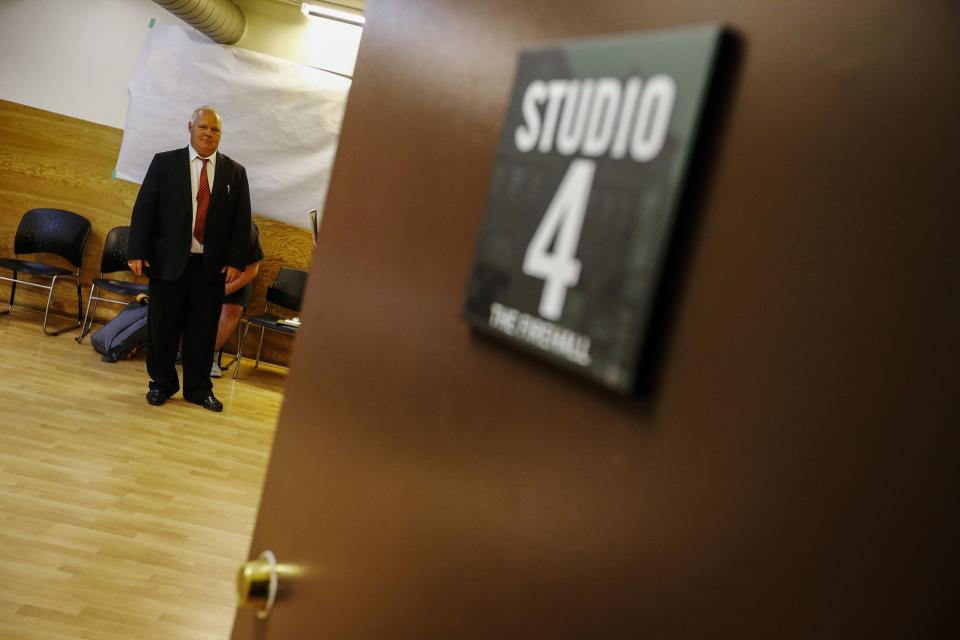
xmin=189 ymin=145 xmax=217 ymax=254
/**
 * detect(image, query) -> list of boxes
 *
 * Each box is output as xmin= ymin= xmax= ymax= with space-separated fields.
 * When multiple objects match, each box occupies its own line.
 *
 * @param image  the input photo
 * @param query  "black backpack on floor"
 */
xmin=91 ymin=302 xmax=149 ymax=362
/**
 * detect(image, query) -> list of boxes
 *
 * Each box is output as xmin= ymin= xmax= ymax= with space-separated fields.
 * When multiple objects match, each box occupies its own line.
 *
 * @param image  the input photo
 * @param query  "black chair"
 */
xmin=233 ymin=266 xmax=308 ymax=379
xmin=76 ymin=226 xmax=149 ymax=343
xmin=0 ymin=208 xmax=92 ymax=335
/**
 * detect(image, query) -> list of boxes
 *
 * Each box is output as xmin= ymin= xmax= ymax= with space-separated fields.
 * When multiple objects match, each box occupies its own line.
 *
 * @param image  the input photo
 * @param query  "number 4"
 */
xmin=522 ymin=159 xmax=596 ymax=320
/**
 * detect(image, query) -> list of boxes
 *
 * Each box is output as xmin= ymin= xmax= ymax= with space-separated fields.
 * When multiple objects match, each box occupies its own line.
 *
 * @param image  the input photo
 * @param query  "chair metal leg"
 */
xmin=218 ymin=348 xmax=236 ymax=370
xmin=76 ymin=284 xmax=98 ymax=343
xmin=0 ymin=270 xmax=16 ymax=314
xmin=88 ymin=296 xmax=100 ymax=337
xmin=233 ymin=320 xmax=251 ymax=380
xmin=42 ymin=275 xmax=82 ymax=336
xmin=75 ymin=279 xmax=83 ymax=322
xmin=254 ymin=326 xmax=266 ymax=369
xmin=41 ymin=278 xmax=57 ymax=335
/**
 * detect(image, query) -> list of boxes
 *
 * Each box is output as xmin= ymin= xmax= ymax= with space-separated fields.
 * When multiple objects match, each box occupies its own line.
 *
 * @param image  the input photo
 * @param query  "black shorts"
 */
xmin=224 ymin=283 xmax=252 ymax=308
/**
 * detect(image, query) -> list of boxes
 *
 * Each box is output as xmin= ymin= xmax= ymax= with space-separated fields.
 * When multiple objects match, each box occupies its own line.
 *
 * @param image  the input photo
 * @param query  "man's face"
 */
xmin=188 ymin=110 xmax=222 ymax=157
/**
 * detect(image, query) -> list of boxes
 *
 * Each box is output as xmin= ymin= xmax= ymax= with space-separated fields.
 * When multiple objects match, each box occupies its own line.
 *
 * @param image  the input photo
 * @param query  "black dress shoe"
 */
xmin=146 ymin=389 xmax=168 ymax=406
xmin=189 ymin=394 xmax=223 ymax=412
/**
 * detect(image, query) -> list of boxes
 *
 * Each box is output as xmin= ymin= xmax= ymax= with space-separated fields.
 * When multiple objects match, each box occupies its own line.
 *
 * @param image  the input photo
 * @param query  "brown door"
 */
xmin=232 ymin=1 xmax=959 ymax=638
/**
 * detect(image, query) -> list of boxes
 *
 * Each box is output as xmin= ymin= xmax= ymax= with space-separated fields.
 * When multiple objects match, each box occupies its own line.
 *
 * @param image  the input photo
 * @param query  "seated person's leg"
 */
xmin=217 ymin=281 xmax=253 ymax=353
xmin=216 ymin=302 xmax=244 ymax=352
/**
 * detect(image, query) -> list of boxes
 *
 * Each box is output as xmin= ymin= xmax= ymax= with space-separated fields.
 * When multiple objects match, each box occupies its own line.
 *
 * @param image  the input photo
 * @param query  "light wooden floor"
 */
xmin=0 ymin=310 xmax=287 ymax=639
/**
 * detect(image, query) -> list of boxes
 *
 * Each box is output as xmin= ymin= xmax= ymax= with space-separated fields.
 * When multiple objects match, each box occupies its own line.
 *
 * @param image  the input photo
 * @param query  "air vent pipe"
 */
xmin=151 ymin=0 xmax=246 ymax=45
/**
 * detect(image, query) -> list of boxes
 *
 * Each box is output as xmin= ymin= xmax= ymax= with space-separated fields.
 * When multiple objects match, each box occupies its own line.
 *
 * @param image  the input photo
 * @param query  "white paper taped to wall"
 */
xmin=116 ymin=25 xmax=350 ymax=230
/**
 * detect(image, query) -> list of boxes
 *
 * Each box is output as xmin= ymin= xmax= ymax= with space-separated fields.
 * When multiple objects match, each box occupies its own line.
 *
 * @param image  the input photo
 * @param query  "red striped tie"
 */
xmin=194 ymin=158 xmax=210 ymax=244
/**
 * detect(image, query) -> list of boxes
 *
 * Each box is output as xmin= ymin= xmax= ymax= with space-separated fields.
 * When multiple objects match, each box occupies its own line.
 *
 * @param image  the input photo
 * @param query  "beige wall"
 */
xmin=0 ymin=0 xmax=181 ymax=128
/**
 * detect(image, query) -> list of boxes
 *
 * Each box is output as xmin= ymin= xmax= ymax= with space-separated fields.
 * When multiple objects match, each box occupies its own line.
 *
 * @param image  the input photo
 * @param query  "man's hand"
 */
xmin=128 ymin=259 xmax=150 ymax=276
xmin=223 ymin=265 xmax=243 ymax=284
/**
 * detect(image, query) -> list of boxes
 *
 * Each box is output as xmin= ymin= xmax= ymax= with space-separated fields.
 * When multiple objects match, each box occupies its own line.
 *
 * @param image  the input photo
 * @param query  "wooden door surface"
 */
xmin=232 ymin=1 xmax=959 ymax=638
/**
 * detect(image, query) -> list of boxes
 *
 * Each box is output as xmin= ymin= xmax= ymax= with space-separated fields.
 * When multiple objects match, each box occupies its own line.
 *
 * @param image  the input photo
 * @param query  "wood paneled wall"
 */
xmin=0 ymin=99 xmax=311 ymax=365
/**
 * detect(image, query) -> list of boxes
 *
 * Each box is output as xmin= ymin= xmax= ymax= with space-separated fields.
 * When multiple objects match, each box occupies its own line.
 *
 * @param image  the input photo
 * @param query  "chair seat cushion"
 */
xmin=93 ymin=278 xmax=149 ymax=296
xmin=246 ymin=313 xmax=299 ymax=335
xmin=0 ymin=257 xmax=73 ymax=277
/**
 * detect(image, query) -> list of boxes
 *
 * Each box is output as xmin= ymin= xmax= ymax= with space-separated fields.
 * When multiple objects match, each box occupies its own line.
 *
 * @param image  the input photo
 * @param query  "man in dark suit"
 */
xmin=127 ymin=106 xmax=252 ymax=412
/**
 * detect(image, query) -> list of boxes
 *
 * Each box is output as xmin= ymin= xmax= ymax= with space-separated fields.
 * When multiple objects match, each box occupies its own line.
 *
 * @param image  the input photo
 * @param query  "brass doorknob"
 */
xmin=237 ymin=550 xmax=301 ymax=619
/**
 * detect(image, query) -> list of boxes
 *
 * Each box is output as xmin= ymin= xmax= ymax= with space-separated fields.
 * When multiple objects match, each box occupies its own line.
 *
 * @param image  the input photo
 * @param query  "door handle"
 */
xmin=237 ymin=550 xmax=301 ymax=619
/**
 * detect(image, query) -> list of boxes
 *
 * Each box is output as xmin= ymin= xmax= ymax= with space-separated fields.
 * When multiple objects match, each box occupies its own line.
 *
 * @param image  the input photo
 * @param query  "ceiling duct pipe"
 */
xmin=151 ymin=0 xmax=246 ymax=45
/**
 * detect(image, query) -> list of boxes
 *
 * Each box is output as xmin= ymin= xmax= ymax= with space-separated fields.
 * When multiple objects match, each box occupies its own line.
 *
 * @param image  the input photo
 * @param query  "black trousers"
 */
xmin=146 ymin=255 xmax=224 ymax=401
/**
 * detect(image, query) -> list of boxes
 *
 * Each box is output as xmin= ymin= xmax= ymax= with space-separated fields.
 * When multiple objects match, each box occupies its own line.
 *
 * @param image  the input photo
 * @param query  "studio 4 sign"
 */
xmin=464 ymin=25 xmax=730 ymax=393
xmin=515 ymin=73 xmax=677 ymax=322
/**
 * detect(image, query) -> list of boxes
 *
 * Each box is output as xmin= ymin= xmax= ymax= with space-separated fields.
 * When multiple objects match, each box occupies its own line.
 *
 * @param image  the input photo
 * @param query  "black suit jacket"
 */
xmin=128 ymin=147 xmax=252 ymax=282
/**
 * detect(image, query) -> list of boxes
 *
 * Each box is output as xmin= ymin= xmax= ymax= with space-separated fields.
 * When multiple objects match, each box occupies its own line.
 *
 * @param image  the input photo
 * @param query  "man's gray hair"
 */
xmin=191 ymin=106 xmax=221 ymax=123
